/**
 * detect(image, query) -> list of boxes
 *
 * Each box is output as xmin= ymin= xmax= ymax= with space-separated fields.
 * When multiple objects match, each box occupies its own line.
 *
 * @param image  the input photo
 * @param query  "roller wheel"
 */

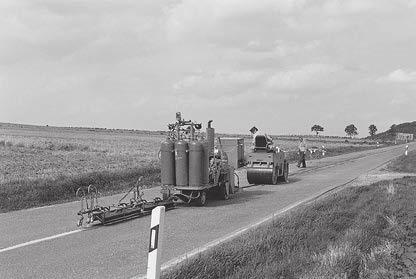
xmin=218 ymin=182 xmax=230 ymax=200
xmin=196 ymin=191 xmax=207 ymax=206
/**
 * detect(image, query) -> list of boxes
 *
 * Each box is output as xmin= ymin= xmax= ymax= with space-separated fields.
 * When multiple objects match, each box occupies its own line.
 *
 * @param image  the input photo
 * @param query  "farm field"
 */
xmin=0 ymin=123 xmax=381 ymax=212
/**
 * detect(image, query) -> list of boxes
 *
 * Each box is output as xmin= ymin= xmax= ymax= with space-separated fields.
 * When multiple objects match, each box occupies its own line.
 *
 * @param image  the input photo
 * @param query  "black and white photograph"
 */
xmin=1 ymin=0 xmax=416 ymax=278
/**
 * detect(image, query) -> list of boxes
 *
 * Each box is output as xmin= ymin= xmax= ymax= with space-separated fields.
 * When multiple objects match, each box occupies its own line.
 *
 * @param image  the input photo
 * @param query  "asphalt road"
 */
xmin=0 ymin=143 xmax=413 ymax=278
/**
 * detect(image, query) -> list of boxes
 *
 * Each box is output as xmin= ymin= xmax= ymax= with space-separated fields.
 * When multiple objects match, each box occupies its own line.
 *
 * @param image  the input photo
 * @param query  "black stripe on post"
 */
xmin=149 ymin=225 xmax=159 ymax=252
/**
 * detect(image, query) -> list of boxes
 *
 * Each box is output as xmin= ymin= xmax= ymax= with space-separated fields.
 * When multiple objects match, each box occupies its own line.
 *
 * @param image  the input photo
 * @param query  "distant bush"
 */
xmin=43 ymin=141 xmax=90 ymax=152
xmin=0 ymin=140 xmax=5 ymax=147
xmin=5 ymin=141 xmax=13 ymax=147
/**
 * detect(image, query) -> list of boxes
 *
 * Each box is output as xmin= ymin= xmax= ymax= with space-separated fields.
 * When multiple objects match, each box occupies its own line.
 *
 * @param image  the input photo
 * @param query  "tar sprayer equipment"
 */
xmin=160 ymin=112 xmax=236 ymax=206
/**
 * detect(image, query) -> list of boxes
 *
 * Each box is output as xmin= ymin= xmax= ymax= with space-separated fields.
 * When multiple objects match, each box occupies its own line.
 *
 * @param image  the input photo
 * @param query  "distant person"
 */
xmin=250 ymin=126 xmax=274 ymax=150
xmin=297 ymin=137 xmax=307 ymax=168
xmin=250 ymin=126 xmax=260 ymax=149
xmin=249 ymin=126 xmax=260 ymax=142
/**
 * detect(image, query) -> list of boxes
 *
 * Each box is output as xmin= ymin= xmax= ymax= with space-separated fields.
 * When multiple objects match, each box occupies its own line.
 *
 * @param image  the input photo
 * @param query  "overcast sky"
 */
xmin=1 ymin=0 xmax=415 ymax=136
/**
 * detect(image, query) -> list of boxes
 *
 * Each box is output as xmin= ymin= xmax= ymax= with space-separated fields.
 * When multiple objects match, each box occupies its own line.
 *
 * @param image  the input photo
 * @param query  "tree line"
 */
xmin=310 ymin=124 xmax=378 ymax=138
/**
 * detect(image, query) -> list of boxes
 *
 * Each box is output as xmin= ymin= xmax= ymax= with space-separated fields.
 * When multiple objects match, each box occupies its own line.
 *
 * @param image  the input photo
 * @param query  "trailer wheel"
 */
xmin=219 ymin=182 xmax=230 ymax=200
xmin=196 ymin=191 xmax=207 ymax=206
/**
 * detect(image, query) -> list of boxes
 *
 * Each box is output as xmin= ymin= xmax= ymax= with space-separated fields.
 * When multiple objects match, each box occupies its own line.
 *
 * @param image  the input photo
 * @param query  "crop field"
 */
xmin=0 ymin=123 xmax=380 ymax=212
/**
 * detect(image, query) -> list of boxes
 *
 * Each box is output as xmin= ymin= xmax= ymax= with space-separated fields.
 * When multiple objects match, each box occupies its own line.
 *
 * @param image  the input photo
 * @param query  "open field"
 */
xmin=163 ymin=176 xmax=416 ymax=279
xmin=0 ymin=123 xmax=381 ymax=212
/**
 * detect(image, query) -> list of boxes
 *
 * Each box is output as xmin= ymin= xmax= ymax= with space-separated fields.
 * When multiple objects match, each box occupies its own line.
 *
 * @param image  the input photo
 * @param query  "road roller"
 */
xmin=160 ymin=112 xmax=236 ymax=206
xmin=246 ymin=134 xmax=289 ymax=185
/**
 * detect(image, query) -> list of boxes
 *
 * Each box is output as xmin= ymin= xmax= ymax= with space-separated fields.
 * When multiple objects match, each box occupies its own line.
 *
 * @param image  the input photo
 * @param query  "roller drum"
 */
xmin=247 ymin=167 xmax=276 ymax=185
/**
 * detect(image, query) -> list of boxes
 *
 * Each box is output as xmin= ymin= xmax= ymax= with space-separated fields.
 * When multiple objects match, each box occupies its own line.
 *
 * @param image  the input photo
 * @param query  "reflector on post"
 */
xmin=146 ymin=206 xmax=165 ymax=279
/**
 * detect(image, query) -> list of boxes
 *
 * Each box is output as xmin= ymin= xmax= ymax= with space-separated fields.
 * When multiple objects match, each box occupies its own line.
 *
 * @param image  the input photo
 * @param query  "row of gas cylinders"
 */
xmin=160 ymin=138 xmax=212 ymax=187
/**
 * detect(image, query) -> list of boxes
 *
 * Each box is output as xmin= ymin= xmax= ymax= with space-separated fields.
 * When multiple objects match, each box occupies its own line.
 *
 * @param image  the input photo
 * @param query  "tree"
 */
xmin=368 ymin=124 xmax=377 ymax=138
xmin=345 ymin=124 xmax=358 ymax=138
xmin=311 ymin=124 xmax=324 ymax=136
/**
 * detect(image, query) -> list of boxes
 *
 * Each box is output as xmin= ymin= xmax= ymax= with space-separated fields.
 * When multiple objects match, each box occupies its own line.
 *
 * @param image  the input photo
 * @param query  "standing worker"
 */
xmin=297 ymin=137 xmax=307 ymax=168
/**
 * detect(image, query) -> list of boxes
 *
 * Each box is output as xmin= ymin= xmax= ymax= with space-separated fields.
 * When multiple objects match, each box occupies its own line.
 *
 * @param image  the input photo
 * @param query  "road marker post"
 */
xmin=405 ymin=144 xmax=409 ymax=156
xmin=146 ymin=206 xmax=165 ymax=279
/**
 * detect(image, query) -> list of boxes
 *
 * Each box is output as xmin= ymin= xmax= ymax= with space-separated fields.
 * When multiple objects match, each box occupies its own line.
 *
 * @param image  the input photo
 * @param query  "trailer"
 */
xmin=76 ymin=177 xmax=174 ymax=226
xmin=160 ymin=113 xmax=237 ymax=206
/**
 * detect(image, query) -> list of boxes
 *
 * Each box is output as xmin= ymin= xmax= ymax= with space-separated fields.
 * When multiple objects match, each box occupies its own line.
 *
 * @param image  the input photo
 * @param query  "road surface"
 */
xmin=0 ymin=143 xmax=413 ymax=278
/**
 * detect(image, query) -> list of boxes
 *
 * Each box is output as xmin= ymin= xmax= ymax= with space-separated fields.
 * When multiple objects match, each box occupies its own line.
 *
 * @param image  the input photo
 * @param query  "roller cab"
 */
xmin=246 ymin=135 xmax=289 ymax=185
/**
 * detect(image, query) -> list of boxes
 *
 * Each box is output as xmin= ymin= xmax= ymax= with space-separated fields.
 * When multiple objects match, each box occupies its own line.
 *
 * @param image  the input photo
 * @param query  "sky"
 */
xmin=1 ymin=0 xmax=415 ymax=136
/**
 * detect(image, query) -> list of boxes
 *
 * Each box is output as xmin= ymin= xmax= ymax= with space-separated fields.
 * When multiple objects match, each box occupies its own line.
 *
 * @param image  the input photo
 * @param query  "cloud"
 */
xmin=265 ymin=64 xmax=340 ymax=90
xmin=173 ymin=70 xmax=264 ymax=97
xmin=244 ymin=40 xmax=320 ymax=56
xmin=173 ymin=63 xmax=341 ymax=103
xmin=379 ymin=69 xmax=416 ymax=83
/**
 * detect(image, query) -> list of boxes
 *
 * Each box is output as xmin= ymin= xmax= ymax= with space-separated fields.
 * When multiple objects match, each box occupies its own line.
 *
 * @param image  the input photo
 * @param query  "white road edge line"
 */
xmin=0 ymin=229 xmax=84 ymax=253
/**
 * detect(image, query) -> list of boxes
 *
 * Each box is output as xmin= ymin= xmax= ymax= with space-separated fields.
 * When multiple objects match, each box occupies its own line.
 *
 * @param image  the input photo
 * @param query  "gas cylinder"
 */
xmin=175 ymin=140 xmax=189 ymax=186
xmin=189 ymin=141 xmax=204 ymax=187
xmin=202 ymin=141 xmax=210 ymax=185
xmin=160 ymin=138 xmax=175 ymax=186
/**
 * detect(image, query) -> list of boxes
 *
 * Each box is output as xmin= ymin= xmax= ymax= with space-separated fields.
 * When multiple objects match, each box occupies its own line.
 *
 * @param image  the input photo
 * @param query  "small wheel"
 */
xmin=219 ymin=182 xmax=230 ymax=200
xmin=196 ymin=191 xmax=207 ymax=206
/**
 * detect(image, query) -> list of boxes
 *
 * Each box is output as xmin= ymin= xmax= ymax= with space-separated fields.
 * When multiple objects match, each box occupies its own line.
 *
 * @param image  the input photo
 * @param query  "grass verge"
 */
xmin=387 ymin=150 xmax=416 ymax=173
xmin=163 ymin=177 xmax=416 ymax=279
xmin=0 ymin=164 xmax=160 ymax=213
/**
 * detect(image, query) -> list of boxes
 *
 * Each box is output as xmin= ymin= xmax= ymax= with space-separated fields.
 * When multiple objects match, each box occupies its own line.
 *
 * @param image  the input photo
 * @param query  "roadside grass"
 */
xmin=163 ymin=177 xmax=416 ymax=279
xmin=387 ymin=150 xmax=416 ymax=173
xmin=0 ymin=164 xmax=160 ymax=213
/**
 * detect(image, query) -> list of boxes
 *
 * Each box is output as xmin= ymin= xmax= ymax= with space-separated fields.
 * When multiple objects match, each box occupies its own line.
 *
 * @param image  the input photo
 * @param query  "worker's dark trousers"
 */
xmin=298 ymin=151 xmax=306 ymax=167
